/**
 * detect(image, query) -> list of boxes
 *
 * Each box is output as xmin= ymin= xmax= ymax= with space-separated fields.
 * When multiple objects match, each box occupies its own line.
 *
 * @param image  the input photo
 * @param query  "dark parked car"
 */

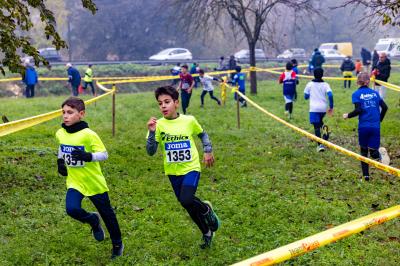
xmin=22 ymin=47 xmax=62 ymax=63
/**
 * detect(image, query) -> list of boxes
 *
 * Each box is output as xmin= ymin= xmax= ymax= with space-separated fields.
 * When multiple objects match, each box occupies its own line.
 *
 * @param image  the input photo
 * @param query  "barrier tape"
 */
xmin=99 ymin=69 xmax=237 ymax=85
xmin=232 ymin=205 xmax=400 ymax=266
xmin=0 ymin=84 xmax=115 ymax=137
xmin=230 ymin=88 xmax=400 ymax=177
xmin=256 ymin=66 xmax=400 ymax=93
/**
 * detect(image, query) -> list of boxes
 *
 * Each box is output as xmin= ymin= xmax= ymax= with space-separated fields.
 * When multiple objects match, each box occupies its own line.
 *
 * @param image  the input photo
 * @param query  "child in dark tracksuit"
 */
xmin=146 ymin=86 xmax=220 ymax=249
xmin=56 ymin=97 xmax=123 ymax=259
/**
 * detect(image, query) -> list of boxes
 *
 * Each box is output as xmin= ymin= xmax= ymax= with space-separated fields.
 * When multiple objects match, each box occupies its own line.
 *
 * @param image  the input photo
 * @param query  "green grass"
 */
xmin=1 ymin=73 xmax=400 ymax=265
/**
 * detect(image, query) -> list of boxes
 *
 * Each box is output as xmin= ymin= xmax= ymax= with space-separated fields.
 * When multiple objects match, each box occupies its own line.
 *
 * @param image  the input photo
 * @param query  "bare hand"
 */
xmin=203 ymin=153 xmax=215 ymax=168
xmin=188 ymin=88 xmax=192 ymax=94
xmin=342 ymin=113 xmax=348 ymax=119
xmin=147 ymin=117 xmax=157 ymax=131
xmin=327 ymin=108 xmax=334 ymax=116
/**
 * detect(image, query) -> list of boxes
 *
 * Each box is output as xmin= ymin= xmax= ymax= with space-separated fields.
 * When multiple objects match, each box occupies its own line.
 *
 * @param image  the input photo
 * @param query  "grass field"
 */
xmin=1 ymin=72 xmax=400 ymax=265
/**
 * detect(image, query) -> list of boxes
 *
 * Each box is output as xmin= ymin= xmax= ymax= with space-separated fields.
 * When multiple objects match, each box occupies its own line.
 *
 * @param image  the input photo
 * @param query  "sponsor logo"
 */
xmin=60 ymin=144 xmax=84 ymax=153
xmin=250 ymin=257 xmax=274 ymax=266
xmin=360 ymin=93 xmax=377 ymax=100
xmin=374 ymin=216 xmax=388 ymax=225
xmin=165 ymin=141 xmax=191 ymax=150
xmin=302 ymin=240 xmax=320 ymax=251
xmin=160 ymin=132 xmax=189 ymax=141
xmin=332 ymin=229 xmax=350 ymax=240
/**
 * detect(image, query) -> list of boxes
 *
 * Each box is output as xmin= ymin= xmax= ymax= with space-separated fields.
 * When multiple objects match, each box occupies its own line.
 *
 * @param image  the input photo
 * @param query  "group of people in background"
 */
xmin=66 ymin=63 xmax=96 ymax=97
xmin=279 ymin=48 xmax=391 ymax=181
xmin=21 ymin=61 xmax=96 ymax=98
xmin=339 ymin=49 xmax=391 ymax=101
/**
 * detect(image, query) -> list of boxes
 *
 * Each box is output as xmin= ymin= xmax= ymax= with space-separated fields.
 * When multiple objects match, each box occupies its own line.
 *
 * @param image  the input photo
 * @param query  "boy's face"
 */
xmin=181 ymin=67 xmax=187 ymax=74
xmin=199 ymin=73 xmax=204 ymax=77
xmin=62 ymin=105 xmax=85 ymax=126
xmin=157 ymin=94 xmax=179 ymax=119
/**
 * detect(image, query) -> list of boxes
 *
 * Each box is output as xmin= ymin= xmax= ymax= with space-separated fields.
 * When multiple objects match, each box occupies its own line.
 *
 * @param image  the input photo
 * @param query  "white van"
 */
xmin=374 ymin=38 xmax=400 ymax=57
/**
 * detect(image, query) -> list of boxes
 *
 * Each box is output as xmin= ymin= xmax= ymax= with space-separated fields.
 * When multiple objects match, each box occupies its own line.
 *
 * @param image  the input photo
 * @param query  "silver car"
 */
xmin=149 ymin=48 xmax=193 ymax=60
xmin=234 ymin=49 xmax=266 ymax=62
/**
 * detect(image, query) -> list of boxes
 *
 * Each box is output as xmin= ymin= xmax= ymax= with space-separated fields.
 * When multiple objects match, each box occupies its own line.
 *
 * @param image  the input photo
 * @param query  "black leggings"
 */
xmin=285 ymin=102 xmax=293 ymax=114
xmin=312 ymin=122 xmax=329 ymax=144
xmin=201 ymin=90 xmax=220 ymax=105
xmin=169 ymin=172 xmax=210 ymax=234
xmin=360 ymin=147 xmax=380 ymax=176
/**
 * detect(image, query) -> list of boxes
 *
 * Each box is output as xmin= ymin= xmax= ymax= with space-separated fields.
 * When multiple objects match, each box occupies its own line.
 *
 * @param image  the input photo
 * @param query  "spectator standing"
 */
xmin=66 ymin=63 xmax=81 ymax=96
xmin=360 ymin=47 xmax=372 ymax=72
xmin=311 ymin=49 xmax=325 ymax=70
xmin=340 ymin=56 xmax=356 ymax=89
xmin=372 ymin=50 xmax=379 ymax=69
xmin=22 ymin=59 xmax=38 ymax=98
xmin=228 ymin=55 xmax=237 ymax=79
xmin=372 ymin=52 xmax=391 ymax=99
xmin=171 ymin=63 xmax=181 ymax=86
xmin=355 ymin=59 xmax=362 ymax=75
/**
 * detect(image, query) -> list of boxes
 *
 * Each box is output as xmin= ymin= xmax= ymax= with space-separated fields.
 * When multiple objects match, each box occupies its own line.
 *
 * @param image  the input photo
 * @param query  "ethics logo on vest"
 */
xmin=160 ymin=132 xmax=189 ymax=141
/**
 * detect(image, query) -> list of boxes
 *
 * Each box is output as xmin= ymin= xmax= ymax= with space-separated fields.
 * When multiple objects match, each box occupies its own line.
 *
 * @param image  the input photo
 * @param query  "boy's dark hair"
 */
xmin=88 ymin=64 xmax=93 ymax=67
xmin=199 ymin=69 xmax=205 ymax=74
xmin=155 ymin=86 xmax=179 ymax=101
xmin=181 ymin=64 xmax=188 ymax=69
xmin=313 ymin=68 xmax=324 ymax=79
xmin=291 ymin=59 xmax=298 ymax=65
xmin=286 ymin=62 xmax=293 ymax=71
xmin=62 ymin=97 xmax=85 ymax=111
xmin=235 ymin=66 xmax=242 ymax=72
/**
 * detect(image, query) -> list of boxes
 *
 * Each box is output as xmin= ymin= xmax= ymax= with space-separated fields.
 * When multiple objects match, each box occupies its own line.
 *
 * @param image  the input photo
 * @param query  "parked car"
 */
xmin=234 ymin=49 xmax=266 ymax=62
xmin=277 ymin=48 xmax=306 ymax=59
xmin=149 ymin=48 xmax=192 ymax=60
xmin=22 ymin=47 xmax=62 ymax=63
xmin=320 ymin=49 xmax=346 ymax=59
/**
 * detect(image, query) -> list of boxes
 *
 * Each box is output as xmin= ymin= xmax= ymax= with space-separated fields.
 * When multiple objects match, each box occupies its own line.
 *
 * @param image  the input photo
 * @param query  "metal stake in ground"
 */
xmin=237 ymin=89 xmax=240 ymax=129
xmin=112 ymin=84 xmax=116 ymax=137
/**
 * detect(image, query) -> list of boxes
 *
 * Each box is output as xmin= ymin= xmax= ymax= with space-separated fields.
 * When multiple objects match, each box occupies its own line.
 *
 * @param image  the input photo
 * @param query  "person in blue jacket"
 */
xmin=230 ymin=66 xmax=247 ymax=107
xmin=22 ymin=59 xmax=38 ymax=98
xmin=66 ymin=63 xmax=81 ymax=96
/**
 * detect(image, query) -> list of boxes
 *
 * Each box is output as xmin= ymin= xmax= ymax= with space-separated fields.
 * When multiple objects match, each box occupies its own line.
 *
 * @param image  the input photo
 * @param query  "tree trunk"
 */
xmin=248 ymin=41 xmax=257 ymax=94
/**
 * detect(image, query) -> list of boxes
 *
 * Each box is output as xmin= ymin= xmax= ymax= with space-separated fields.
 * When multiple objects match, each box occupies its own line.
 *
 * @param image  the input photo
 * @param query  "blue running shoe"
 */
xmin=203 ymin=201 xmax=220 ymax=232
xmin=91 ymin=212 xmax=105 ymax=242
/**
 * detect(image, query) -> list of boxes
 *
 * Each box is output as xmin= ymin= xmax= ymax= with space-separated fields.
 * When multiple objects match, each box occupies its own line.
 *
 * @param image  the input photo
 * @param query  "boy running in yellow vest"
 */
xmin=56 ymin=97 xmax=123 ymax=259
xmin=146 ymin=86 xmax=220 ymax=249
xmin=83 ymin=64 xmax=96 ymax=96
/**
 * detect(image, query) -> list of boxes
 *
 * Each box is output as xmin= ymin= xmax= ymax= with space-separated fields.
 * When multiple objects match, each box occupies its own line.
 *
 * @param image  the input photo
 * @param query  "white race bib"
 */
xmin=165 ymin=141 xmax=192 ymax=163
xmin=60 ymin=144 xmax=85 ymax=168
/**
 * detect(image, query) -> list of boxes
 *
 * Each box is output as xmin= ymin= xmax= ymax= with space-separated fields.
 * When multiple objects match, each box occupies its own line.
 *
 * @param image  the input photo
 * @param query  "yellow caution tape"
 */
xmin=230 ymin=88 xmax=400 ymax=177
xmin=232 ymin=205 xmax=400 ymax=266
xmin=0 ymin=87 xmax=115 ymax=137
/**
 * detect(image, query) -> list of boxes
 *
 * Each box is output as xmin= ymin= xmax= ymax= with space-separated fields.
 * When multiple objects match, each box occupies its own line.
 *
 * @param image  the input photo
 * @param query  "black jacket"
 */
xmin=372 ymin=51 xmax=379 ymax=69
xmin=375 ymin=58 xmax=391 ymax=82
xmin=340 ymin=59 xmax=355 ymax=72
xmin=360 ymin=48 xmax=371 ymax=65
xmin=228 ymin=57 xmax=237 ymax=70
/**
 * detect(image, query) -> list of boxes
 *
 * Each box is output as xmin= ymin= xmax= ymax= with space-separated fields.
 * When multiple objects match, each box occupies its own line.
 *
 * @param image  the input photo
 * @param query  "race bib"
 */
xmin=60 ymin=144 xmax=85 ymax=168
xmin=182 ymin=82 xmax=190 ymax=90
xmin=165 ymin=141 xmax=192 ymax=163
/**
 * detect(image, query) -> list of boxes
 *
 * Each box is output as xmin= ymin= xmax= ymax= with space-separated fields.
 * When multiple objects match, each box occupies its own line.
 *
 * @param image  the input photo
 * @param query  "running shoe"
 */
xmin=317 ymin=144 xmax=325 ymax=152
xmin=91 ymin=212 xmax=105 ymax=242
xmin=200 ymin=232 xmax=214 ymax=249
xmin=203 ymin=201 xmax=220 ymax=232
xmin=379 ymin=147 xmax=390 ymax=165
xmin=111 ymin=243 xmax=124 ymax=259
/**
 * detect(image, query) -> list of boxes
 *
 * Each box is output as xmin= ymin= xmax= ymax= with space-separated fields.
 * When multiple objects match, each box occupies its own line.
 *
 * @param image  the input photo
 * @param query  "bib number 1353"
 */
xmin=165 ymin=141 xmax=192 ymax=163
